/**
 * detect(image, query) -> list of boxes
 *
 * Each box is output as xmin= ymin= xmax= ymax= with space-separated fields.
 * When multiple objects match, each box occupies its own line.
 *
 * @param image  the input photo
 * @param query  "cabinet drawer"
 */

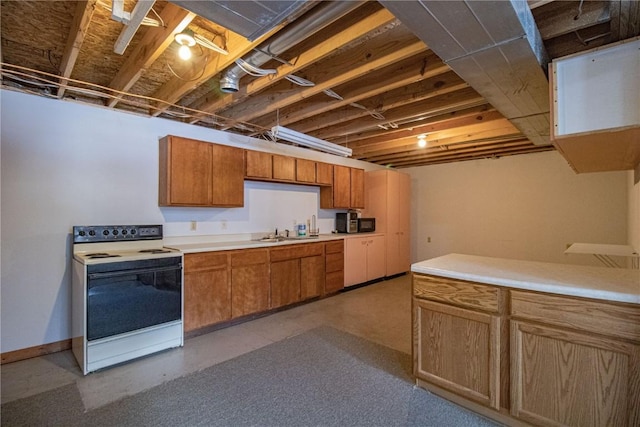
xmin=230 ymin=249 xmax=269 ymax=267
xmin=270 ymin=243 xmax=323 ymax=262
xmin=510 ymin=290 xmax=640 ymax=342
xmin=325 ymin=271 xmax=344 ymax=294
xmin=185 ymin=252 xmax=228 ymax=272
xmin=325 ymin=240 xmax=344 ymax=254
xmin=326 ymin=252 xmax=344 ymax=273
xmin=413 ymin=274 xmax=501 ymax=313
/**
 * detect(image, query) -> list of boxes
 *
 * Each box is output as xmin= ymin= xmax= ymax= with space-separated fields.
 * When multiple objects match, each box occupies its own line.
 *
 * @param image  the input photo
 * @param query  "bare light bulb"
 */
xmin=178 ymin=44 xmax=192 ymax=60
xmin=417 ymin=136 xmax=427 ymax=148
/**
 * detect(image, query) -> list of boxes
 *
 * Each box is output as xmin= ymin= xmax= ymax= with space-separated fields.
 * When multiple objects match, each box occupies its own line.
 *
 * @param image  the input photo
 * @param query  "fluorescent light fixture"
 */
xmin=271 ymin=125 xmax=352 ymax=157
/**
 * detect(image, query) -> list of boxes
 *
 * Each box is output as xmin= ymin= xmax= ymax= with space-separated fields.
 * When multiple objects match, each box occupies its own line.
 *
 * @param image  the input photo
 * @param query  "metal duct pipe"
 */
xmin=219 ymin=1 xmax=363 ymax=93
xmin=380 ymin=0 xmax=551 ymax=146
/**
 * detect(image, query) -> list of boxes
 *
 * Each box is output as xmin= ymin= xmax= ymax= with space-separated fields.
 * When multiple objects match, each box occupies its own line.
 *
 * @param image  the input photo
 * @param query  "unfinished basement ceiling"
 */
xmin=1 ymin=0 xmax=638 ymax=168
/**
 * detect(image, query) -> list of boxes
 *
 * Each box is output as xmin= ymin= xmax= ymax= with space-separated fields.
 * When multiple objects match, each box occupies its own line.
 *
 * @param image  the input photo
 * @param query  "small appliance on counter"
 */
xmin=336 ymin=211 xmax=358 ymax=233
xmin=358 ymin=217 xmax=376 ymax=233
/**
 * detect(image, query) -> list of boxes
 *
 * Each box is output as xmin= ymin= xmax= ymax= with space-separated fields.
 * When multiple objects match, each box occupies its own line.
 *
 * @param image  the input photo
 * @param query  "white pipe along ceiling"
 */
xmin=380 ymin=0 xmax=551 ymax=146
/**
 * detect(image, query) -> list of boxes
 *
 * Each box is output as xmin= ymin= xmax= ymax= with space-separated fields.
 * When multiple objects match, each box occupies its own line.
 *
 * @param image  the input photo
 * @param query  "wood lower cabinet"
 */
xmin=511 ymin=321 xmax=639 ymax=427
xmin=413 ymin=273 xmax=640 ymax=427
xmin=230 ymin=249 xmax=270 ymax=318
xmin=324 ymin=240 xmax=344 ymax=294
xmin=414 ymin=298 xmax=501 ymax=409
xmin=509 ymin=290 xmax=640 ymax=427
xmin=183 ymin=252 xmax=230 ymax=332
xmin=159 ymin=135 xmax=244 ymax=207
xmin=344 ymin=235 xmax=386 ymax=286
xmin=270 ymin=243 xmax=324 ymax=309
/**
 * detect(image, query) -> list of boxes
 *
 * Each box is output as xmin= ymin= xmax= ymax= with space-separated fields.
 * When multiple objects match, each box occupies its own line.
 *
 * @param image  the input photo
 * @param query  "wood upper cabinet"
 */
xmin=183 ymin=252 xmax=231 ymax=332
xmin=296 ymin=158 xmax=316 ymax=183
xmin=272 ymin=154 xmax=296 ymax=181
xmin=316 ymin=162 xmax=333 ymax=186
xmin=159 ymin=135 xmax=244 ymax=207
xmin=230 ymin=249 xmax=270 ymax=318
xmin=245 ymin=150 xmax=272 ymax=179
xmin=320 ymin=165 xmax=364 ymax=209
xmin=350 ymin=167 xmax=364 ymax=209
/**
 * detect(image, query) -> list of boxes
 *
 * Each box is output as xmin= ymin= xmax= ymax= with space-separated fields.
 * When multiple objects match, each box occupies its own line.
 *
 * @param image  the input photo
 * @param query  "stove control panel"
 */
xmin=73 ymin=225 xmax=163 ymax=243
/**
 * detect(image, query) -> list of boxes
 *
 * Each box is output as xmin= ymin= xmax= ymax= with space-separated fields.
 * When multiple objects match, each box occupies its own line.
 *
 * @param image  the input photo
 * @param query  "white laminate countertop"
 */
xmin=165 ymin=234 xmax=346 ymax=253
xmin=411 ymin=253 xmax=640 ymax=305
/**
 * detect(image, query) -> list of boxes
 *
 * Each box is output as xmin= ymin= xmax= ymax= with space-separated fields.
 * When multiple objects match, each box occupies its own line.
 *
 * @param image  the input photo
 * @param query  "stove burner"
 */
xmin=139 ymin=249 xmax=172 ymax=254
xmin=86 ymin=253 xmax=121 ymax=259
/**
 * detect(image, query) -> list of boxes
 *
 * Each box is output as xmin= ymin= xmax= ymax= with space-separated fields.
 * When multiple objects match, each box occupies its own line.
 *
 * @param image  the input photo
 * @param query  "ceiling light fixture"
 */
xmin=417 ymin=134 xmax=428 ymax=148
xmin=271 ymin=125 xmax=352 ymax=157
xmin=174 ymin=30 xmax=229 ymax=61
xmin=175 ymin=32 xmax=196 ymax=60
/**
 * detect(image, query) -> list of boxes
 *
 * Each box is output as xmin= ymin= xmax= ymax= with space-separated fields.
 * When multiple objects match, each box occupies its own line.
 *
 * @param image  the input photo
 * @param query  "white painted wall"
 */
xmin=404 ymin=151 xmax=629 ymax=266
xmin=0 ymin=90 xmax=380 ymax=353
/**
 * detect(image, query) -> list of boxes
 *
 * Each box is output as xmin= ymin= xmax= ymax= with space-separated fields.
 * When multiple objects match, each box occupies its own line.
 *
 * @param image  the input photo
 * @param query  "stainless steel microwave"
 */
xmin=358 ymin=218 xmax=376 ymax=233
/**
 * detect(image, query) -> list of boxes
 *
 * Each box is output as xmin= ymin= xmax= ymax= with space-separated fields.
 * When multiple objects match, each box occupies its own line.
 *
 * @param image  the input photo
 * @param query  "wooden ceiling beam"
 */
xmin=107 ymin=3 xmax=195 ymax=108
xmin=351 ymin=118 xmax=518 ymax=156
xmin=312 ymin=87 xmax=485 ymax=140
xmin=254 ymin=52 xmax=450 ymax=129
xmin=357 ymin=126 xmax=524 ymax=159
xmin=58 ymin=0 xmax=97 ymax=99
xmin=389 ymin=145 xmax=552 ymax=168
xmin=289 ymin=70 xmax=466 ymax=134
xmin=220 ymin=37 xmax=427 ymax=123
xmin=345 ymin=107 xmax=501 ymax=147
xmin=534 ymin=0 xmax=610 ymax=40
xmin=365 ymin=140 xmax=533 ymax=164
xmin=188 ymin=6 xmax=398 ymax=121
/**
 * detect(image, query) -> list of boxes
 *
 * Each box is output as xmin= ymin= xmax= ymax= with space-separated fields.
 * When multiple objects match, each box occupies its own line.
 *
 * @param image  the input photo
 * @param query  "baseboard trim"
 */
xmin=1 ymin=339 xmax=72 ymax=364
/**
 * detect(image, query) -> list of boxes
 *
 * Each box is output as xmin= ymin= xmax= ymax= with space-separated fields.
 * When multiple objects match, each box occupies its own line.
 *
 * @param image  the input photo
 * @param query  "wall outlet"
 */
xmin=427 ymin=236 xmax=431 ymax=243
xmin=190 ymin=221 xmax=197 ymax=231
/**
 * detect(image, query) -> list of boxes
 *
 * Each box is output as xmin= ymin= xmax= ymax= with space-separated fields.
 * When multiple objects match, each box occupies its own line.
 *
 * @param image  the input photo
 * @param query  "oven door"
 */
xmin=86 ymin=257 xmax=182 ymax=341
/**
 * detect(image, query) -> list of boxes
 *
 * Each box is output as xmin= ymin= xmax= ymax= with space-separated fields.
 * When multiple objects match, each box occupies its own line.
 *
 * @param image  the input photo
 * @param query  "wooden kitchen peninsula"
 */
xmin=411 ymin=254 xmax=640 ymax=427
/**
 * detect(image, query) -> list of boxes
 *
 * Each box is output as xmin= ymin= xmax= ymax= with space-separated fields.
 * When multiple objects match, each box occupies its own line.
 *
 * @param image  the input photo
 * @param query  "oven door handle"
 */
xmin=88 ymin=265 xmax=182 ymax=280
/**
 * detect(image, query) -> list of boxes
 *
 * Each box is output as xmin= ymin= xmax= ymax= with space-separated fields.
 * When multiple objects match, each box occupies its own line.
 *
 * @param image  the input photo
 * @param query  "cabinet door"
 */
xmin=183 ymin=252 xmax=230 ymax=332
xmin=160 ymin=136 xmax=211 ymax=206
xmin=245 ymin=150 xmax=272 ymax=179
xmin=344 ymin=237 xmax=368 ymax=286
xmin=414 ymin=298 xmax=501 ymax=409
xmin=350 ymin=168 xmax=365 ymax=209
xmin=511 ymin=320 xmax=640 ymax=427
xmin=211 ymin=144 xmax=244 ymax=207
xmin=386 ymin=171 xmax=411 ymax=276
xmin=273 ymin=154 xmax=296 ymax=181
xmin=296 ymin=158 xmax=316 ymax=183
xmin=366 ymin=235 xmax=386 ymax=281
xmin=333 ymin=165 xmax=351 ymax=208
xmin=301 ymin=255 xmax=324 ymax=300
xmin=270 ymin=259 xmax=300 ymax=308
xmin=316 ymin=162 xmax=333 ymax=185
xmin=230 ymin=250 xmax=270 ymax=317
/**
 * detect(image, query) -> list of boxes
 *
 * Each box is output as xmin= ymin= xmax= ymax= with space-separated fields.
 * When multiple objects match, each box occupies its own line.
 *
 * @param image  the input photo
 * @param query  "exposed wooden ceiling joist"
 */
xmin=1 ymin=0 xmax=636 ymax=168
